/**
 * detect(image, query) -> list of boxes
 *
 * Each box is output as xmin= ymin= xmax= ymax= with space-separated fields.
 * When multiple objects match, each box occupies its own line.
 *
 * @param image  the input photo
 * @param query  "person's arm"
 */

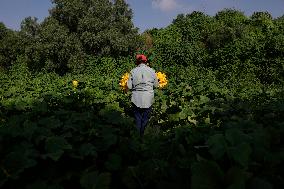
xmin=127 ymin=72 xmax=133 ymax=91
xmin=153 ymin=70 xmax=159 ymax=88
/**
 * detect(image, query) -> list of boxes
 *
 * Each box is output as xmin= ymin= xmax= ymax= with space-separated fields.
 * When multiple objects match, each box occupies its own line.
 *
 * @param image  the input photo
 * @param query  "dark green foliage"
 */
xmin=1 ymin=57 xmax=283 ymax=188
xmin=0 ymin=23 xmax=22 ymax=70
xmin=22 ymin=17 xmax=84 ymax=74
xmin=20 ymin=17 xmax=40 ymax=38
xmin=50 ymin=0 xmax=139 ymax=56
xmin=153 ymin=9 xmax=284 ymax=84
xmin=0 ymin=5 xmax=284 ymax=189
xmin=0 ymin=0 xmax=139 ymax=73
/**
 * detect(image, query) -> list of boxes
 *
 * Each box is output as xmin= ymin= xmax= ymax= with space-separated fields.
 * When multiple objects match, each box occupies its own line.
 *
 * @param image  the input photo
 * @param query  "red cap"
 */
xmin=136 ymin=54 xmax=147 ymax=62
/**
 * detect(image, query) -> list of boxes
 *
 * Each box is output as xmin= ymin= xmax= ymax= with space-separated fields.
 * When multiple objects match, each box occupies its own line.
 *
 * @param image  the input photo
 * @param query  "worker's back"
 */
xmin=127 ymin=63 xmax=158 ymax=108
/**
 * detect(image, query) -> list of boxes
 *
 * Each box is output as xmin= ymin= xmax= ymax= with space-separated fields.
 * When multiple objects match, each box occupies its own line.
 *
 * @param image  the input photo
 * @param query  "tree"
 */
xmin=0 ymin=22 xmax=8 ymax=40
xmin=172 ymin=11 xmax=212 ymax=42
xmin=0 ymin=22 xmax=22 ymax=70
xmin=20 ymin=17 xmax=40 ymax=38
xmin=24 ymin=17 xmax=84 ymax=74
xmin=50 ymin=0 xmax=139 ymax=56
xmin=20 ymin=0 xmax=139 ymax=73
xmin=251 ymin=11 xmax=274 ymax=32
xmin=215 ymin=9 xmax=247 ymax=27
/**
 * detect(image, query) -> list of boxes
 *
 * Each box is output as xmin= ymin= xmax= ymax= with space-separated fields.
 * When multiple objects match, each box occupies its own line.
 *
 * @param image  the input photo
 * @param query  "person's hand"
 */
xmin=124 ymin=86 xmax=129 ymax=93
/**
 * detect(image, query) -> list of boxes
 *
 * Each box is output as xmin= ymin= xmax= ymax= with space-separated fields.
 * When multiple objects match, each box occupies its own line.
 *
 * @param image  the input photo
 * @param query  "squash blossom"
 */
xmin=72 ymin=80 xmax=79 ymax=88
xmin=119 ymin=72 xmax=129 ymax=90
xmin=156 ymin=72 xmax=168 ymax=88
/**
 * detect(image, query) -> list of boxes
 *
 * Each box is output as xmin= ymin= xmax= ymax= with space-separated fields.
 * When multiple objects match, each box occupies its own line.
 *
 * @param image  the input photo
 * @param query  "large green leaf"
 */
xmin=248 ymin=177 xmax=273 ymax=189
xmin=27 ymin=180 xmax=64 ymax=189
xmin=94 ymin=126 xmax=118 ymax=151
xmin=225 ymin=167 xmax=246 ymax=189
xmin=227 ymin=143 xmax=252 ymax=167
xmin=38 ymin=116 xmax=62 ymax=129
xmin=80 ymin=171 xmax=111 ymax=189
xmin=207 ymin=134 xmax=227 ymax=160
xmin=45 ymin=136 xmax=72 ymax=161
xmin=105 ymin=153 xmax=122 ymax=171
xmin=191 ymin=160 xmax=224 ymax=189
xmin=23 ymin=120 xmax=38 ymax=140
xmin=225 ymin=129 xmax=250 ymax=146
xmin=198 ymin=95 xmax=210 ymax=104
xmin=3 ymin=143 xmax=37 ymax=178
xmin=79 ymin=143 xmax=97 ymax=157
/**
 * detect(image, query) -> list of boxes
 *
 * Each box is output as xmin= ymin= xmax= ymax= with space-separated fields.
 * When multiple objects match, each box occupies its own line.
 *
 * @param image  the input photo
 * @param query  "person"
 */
xmin=127 ymin=54 xmax=159 ymax=136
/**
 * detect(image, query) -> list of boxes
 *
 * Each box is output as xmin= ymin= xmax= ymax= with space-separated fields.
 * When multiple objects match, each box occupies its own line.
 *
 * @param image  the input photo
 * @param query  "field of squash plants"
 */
xmin=0 ymin=56 xmax=283 ymax=189
xmin=1 ymin=0 xmax=284 ymax=186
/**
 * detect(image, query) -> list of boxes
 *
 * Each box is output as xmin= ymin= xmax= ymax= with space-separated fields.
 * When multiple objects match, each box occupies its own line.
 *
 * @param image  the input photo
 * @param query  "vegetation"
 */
xmin=0 ymin=1 xmax=283 ymax=188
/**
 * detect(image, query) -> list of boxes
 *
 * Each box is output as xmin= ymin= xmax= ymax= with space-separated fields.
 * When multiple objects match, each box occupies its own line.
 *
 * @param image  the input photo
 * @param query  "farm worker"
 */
xmin=127 ymin=54 xmax=159 ymax=136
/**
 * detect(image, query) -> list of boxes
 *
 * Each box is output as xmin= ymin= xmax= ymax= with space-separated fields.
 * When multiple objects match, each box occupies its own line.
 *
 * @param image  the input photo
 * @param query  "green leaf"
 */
xmin=179 ymin=110 xmax=187 ymax=120
xmin=121 ymin=167 xmax=140 ymax=188
xmin=105 ymin=153 xmax=122 ymax=171
xmin=4 ymin=143 xmax=37 ymax=177
xmin=80 ymin=171 xmax=98 ymax=189
xmin=178 ymin=106 xmax=194 ymax=120
xmin=33 ymin=101 xmax=48 ymax=112
xmin=95 ymin=173 xmax=111 ymax=189
xmin=80 ymin=171 xmax=111 ymax=189
xmin=39 ymin=116 xmax=62 ymax=129
xmin=225 ymin=167 xmax=246 ymax=189
xmin=94 ymin=126 xmax=118 ymax=151
xmin=227 ymin=143 xmax=252 ymax=167
xmin=188 ymin=116 xmax=197 ymax=125
xmin=79 ymin=143 xmax=97 ymax=157
xmin=207 ymin=134 xmax=227 ymax=160
xmin=160 ymin=101 xmax=168 ymax=113
xmin=205 ymin=115 xmax=210 ymax=124
xmin=23 ymin=120 xmax=38 ymax=140
xmin=225 ymin=129 xmax=250 ymax=146
xmin=191 ymin=161 xmax=224 ymax=189
xmin=168 ymin=113 xmax=180 ymax=122
xmin=199 ymin=95 xmax=210 ymax=104
xmin=27 ymin=180 xmax=64 ymax=189
xmin=248 ymin=177 xmax=273 ymax=189
xmin=45 ymin=136 xmax=72 ymax=161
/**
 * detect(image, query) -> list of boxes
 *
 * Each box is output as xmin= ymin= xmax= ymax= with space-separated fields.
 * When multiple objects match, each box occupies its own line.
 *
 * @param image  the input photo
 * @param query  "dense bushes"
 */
xmin=1 ymin=56 xmax=284 ymax=188
xmin=151 ymin=9 xmax=284 ymax=84
xmin=1 ymin=8 xmax=283 ymax=81
xmin=0 ymin=0 xmax=140 ymax=73
xmin=0 ymin=3 xmax=283 ymax=189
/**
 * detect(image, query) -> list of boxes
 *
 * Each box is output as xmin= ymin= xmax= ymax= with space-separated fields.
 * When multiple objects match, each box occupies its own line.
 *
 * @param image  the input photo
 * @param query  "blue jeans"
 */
xmin=132 ymin=104 xmax=152 ymax=136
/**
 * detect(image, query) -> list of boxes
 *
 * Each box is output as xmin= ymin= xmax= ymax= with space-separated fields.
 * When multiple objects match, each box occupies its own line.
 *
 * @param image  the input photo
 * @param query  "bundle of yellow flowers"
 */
xmin=119 ymin=72 xmax=129 ymax=90
xmin=72 ymin=80 xmax=79 ymax=88
xmin=119 ymin=72 xmax=168 ymax=90
xmin=156 ymin=72 xmax=168 ymax=88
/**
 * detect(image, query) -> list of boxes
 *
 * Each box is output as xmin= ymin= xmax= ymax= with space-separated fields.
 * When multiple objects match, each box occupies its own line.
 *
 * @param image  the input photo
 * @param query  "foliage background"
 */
xmin=0 ymin=1 xmax=283 ymax=188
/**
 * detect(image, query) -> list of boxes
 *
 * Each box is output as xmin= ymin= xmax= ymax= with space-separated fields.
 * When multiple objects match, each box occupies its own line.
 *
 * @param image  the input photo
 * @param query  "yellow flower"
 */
xmin=119 ymin=71 xmax=168 ymax=90
xmin=119 ymin=72 xmax=129 ymax=90
xmin=156 ymin=72 xmax=168 ymax=88
xmin=72 ymin=80 xmax=79 ymax=88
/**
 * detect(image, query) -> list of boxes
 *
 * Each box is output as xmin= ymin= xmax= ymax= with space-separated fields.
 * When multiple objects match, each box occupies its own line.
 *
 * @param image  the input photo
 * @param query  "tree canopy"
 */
xmin=0 ymin=0 xmax=140 ymax=73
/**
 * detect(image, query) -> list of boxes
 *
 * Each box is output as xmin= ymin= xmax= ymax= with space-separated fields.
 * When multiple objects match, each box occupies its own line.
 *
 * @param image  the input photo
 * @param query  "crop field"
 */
xmin=0 ymin=1 xmax=283 ymax=188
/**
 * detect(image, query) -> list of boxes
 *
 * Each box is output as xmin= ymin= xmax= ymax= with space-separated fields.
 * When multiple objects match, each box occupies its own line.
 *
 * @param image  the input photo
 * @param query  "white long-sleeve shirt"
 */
xmin=127 ymin=64 xmax=159 ymax=108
